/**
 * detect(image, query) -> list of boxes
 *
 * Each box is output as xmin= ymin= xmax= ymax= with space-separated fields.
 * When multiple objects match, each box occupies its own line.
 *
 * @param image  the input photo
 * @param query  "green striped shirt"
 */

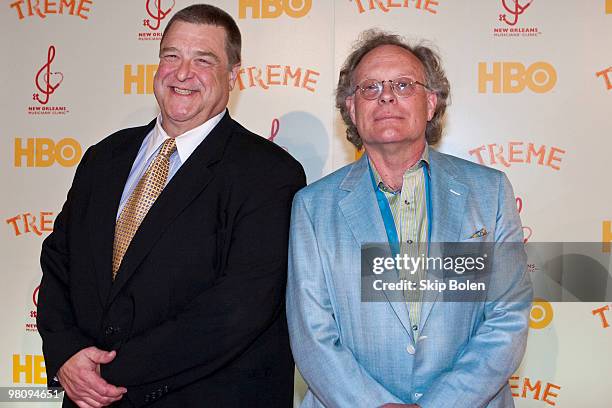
xmin=370 ymin=147 xmax=430 ymax=339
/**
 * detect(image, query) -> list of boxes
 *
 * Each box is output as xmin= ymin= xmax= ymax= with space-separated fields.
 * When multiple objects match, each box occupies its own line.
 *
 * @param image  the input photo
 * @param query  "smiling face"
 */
xmin=345 ymin=45 xmax=437 ymax=152
xmin=153 ymin=21 xmax=240 ymax=137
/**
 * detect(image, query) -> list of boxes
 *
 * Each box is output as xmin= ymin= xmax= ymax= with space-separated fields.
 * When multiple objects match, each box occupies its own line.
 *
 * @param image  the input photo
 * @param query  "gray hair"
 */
xmin=336 ymin=29 xmax=450 ymax=149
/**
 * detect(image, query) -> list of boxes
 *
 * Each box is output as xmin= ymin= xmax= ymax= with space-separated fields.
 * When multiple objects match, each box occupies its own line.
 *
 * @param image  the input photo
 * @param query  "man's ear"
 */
xmin=426 ymin=91 xmax=437 ymax=121
xmin=346 ymin=96 xmax=356 ymax=124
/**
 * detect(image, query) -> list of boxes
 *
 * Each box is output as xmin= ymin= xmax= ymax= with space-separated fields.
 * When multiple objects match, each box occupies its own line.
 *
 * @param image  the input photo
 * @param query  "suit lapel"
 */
xmin=107 ymin=113 xmax=234 ymax=304
xmin=338 ymin=155 xmax=415 ymax=343
xmin=90 ymin=121 xmax=153 ymax=307
xmin=419 ymin=148 xmax=469 ymax=333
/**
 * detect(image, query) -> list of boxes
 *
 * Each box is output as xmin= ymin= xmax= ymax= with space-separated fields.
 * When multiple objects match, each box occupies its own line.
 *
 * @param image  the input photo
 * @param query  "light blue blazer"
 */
xmin=287 ymin=148 xmax=532 ymax=408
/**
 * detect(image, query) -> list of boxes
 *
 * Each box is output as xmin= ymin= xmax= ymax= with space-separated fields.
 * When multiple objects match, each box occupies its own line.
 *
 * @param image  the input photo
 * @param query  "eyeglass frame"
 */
xmin=352 ymin=77 xmax=434 ymax=100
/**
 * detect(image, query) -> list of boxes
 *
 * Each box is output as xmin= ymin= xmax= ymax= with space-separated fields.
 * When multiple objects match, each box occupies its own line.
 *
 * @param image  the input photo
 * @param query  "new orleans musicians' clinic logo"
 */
xmin=33 ymin=46 xmax=62 ymax=106
xmin=143 ymin=0 xmax=174 ymax=30
xmin=28 ymin=46 xmax=68 ymax=115
xmin=33 ymin=285 xmax=39 ymax=308
xmin=25 ymin=285 xmax=40 ymax=333
xmin=139 ymin=0 xmax=174 ymax=40
xmin=493 ymin=0 xmax=540 ymax=38
xmin=499 ymin=0 xmax=532 ymax=26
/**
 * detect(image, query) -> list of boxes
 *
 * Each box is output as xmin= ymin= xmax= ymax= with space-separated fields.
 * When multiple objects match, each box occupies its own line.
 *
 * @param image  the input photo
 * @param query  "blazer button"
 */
xmin=406 ymin=344 xmax=415 ymax=354
xmin=105 ymin=326 xmax=114 ymax=335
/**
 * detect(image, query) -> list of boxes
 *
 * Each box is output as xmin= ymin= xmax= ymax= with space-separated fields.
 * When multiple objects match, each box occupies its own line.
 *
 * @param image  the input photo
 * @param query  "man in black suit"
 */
xmin=37 ymin=4 xmax=306 ymax=407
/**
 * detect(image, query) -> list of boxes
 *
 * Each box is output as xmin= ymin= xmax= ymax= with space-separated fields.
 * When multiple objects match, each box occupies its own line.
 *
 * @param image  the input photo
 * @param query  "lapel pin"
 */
xmin=470 ymin=228 xmax=488 ymax=238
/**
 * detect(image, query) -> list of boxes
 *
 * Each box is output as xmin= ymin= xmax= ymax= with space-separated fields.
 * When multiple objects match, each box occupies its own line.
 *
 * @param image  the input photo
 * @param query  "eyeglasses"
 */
xmin=353 ymin=77 xmax=432 ymax=100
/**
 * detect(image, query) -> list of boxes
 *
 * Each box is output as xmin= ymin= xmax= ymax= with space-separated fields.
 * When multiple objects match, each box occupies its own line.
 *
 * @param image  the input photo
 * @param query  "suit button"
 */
xmin=105 ymin=326 xmax=114 ymax=335
xmin=406 ymin=344 xmax=415 ymax=354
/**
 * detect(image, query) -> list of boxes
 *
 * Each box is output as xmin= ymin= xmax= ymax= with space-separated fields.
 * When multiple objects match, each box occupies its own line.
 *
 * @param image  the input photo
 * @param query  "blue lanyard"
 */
xmin=368 ymin=160 xmax=432 ymax=258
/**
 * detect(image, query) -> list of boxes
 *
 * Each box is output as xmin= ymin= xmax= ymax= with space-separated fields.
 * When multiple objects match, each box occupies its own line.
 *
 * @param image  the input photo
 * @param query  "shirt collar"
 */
xmin=147 ymin=109 xmax=226 ymax=164
xmin=369 ymin=143 xmax=430 ymax=194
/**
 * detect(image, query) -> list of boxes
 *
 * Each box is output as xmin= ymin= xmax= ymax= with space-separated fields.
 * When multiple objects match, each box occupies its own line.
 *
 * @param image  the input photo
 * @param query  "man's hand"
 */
xmin=57 ymin=346 xmax=127 ymax=408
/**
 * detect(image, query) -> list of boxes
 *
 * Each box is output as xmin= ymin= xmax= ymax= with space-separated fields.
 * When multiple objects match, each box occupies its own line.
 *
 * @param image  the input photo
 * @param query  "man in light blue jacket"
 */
xmin=286 ymin=30 xmax=532 ymax=408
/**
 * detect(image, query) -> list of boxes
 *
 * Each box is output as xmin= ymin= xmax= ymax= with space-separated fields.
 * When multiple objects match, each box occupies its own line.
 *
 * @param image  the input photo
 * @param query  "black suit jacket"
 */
xmin=37 ymin=113 xmax=306 ymax=407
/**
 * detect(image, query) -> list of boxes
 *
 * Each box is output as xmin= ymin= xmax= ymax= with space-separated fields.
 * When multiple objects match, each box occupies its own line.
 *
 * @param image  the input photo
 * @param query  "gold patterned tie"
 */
xmin=112 ymin=138 xmax=177 ymax=280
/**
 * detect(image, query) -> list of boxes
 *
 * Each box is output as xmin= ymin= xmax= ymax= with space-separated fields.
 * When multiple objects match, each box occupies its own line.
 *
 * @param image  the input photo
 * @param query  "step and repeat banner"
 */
xmin=1 ymin=1 xmax=611 ymax=407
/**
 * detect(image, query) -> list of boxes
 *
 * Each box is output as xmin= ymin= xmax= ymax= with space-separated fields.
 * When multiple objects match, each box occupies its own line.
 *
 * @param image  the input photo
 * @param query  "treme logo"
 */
xmin=235 ymin=65 xmax=320 ymax=92
xmin=478 ymin=62 xmax=556 ymax=94
xmin=349 ymin=0 xmax=439 ymax=14
xmin=508 ymin=376 xmax=561 ymax=406
xmin=9 ymin=0 xmax=92 ymax=20
xmin=239 ymin=0 xmax=312 ymax=18
xmin=468 ymin=142 xmax=565 ymax=171
xmin=6 ymin=212 xmax=55 ymax=237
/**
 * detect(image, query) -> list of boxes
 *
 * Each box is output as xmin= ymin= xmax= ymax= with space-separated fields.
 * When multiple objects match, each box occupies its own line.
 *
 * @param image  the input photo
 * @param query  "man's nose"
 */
xmin=176 ymin=60 xmax=193 ymax=81
xmin=378 ymin=82 xmax=396 ymax=104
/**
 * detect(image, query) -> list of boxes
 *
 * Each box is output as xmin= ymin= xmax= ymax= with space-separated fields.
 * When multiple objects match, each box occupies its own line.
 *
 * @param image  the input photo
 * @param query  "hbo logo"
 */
xmin=239 ymin=0 xmax=312 ymax=18
xmin=14 ymin=138 xmax=82 ymax=167
xmin=478 ymin=61 xmax=557 ymax=93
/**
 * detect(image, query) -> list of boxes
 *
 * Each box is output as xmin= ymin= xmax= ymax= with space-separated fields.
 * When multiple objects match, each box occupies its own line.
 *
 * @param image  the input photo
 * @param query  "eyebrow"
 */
xmin=159 ymin=47 xmax=221 ymax=63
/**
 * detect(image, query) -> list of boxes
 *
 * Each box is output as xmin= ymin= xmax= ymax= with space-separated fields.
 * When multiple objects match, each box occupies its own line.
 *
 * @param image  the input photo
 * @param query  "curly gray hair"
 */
xmin=336 ymin=29 xmax=450 ymax=149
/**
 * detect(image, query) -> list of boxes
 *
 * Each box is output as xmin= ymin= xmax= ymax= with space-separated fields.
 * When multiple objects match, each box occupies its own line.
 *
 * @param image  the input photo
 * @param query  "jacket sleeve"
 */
xmin=286 ymin=191 xmax=405 ymax=408
xmin=100 ymin=159 xmax=306 ymax=407
xmin=37 ymin=147 xmax=96 ymax=385
xmin=416 ymin=173 xmax=533 ymax=408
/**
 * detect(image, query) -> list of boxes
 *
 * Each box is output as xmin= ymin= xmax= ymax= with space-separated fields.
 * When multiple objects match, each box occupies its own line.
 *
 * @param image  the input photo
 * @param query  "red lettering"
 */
xmin=542 ymin=383 xmax=561 ymax=406
xmin=592 ymin=305 xmax=610 ymax=328
xmin=10 ymin=0 xmax=26 ymax=19
xmin=5 ymin=215 xmax=22 ymax=236
xmin=468 ymin=145 xmax=486 ymax=164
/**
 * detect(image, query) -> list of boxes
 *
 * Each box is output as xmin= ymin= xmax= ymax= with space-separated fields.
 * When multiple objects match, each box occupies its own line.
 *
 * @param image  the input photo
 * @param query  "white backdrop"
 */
xmin=1 ymin=1 xmax=611 ymax=406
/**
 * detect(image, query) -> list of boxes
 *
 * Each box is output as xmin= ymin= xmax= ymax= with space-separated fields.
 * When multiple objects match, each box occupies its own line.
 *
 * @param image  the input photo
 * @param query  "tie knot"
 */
xmin=159 ymin=138 xmax=177 ymax=159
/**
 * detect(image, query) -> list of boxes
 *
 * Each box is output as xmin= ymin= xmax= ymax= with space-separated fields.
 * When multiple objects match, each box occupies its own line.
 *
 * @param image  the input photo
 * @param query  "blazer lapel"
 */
xmin=419 ymin=148 xmax=469 ymax=333
xmin=90 ymin=121 xmax=153 ymax=307
xmin=338 ymin=155 xmax=415 ymax=344
xmin=107 ymin=113 xmax=234 ymax=304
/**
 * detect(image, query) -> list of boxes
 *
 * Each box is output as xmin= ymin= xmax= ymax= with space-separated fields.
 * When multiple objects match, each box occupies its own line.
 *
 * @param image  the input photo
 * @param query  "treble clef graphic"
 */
xmin=33 ymin=45 xmax=63 ymax=105
xmin=144 ymin=0 xmax=175 ymax=30
xmin=268 ymin=118 xmax=280 ymax=142
xmin=499 ymin=0 xmax=533 ymax=26
xmin=268 ymin=118 xmax=288 ymax=151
